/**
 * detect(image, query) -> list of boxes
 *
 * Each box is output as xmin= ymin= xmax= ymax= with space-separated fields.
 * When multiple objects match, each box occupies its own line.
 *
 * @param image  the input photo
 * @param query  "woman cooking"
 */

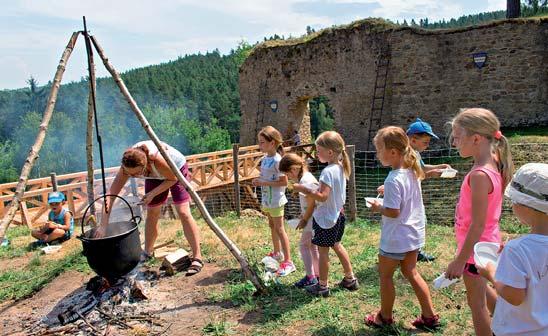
xmin=95 ymin=140 xmax=203 ymax=276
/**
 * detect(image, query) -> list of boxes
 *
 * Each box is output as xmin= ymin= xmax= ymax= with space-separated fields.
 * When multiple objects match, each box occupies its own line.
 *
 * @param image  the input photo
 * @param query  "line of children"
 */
xmin=257 ymin=107 xmax=544 ymax=334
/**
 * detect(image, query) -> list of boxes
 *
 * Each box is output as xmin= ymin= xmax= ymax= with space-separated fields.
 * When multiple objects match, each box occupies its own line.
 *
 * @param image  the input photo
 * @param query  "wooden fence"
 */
xmin=0 ymin=144 xmax=319 ymax=228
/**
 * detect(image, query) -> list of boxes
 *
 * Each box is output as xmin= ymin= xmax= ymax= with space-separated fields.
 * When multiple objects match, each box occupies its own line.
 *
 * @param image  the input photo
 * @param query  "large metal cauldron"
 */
xmin=78 ymin=195 xmax=142 ymax=282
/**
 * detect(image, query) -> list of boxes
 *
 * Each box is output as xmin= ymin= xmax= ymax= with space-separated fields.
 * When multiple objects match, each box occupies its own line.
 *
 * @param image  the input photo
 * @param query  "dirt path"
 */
xmin=0 ymin=264 xmax=258 ymax=335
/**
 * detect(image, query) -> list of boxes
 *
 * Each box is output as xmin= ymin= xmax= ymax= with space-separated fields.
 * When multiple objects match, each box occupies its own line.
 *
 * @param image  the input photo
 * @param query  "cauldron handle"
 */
xmin=80 ymin=194 xmax=136 ymax=235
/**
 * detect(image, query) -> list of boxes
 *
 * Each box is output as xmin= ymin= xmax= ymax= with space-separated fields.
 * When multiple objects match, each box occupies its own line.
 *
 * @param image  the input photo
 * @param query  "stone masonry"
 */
xmin=239 ymin=18 xmax=548 ymax=149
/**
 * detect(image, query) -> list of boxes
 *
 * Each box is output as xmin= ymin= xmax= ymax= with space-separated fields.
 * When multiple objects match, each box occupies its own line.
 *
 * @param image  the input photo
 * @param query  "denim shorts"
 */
xmin=379 ymin=248 xmax=418 ymax=261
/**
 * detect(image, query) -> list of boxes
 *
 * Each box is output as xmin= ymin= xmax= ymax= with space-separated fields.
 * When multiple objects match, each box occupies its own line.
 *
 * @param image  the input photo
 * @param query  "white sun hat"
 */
xmin=505 ymin=163 xmax=548 ymax=214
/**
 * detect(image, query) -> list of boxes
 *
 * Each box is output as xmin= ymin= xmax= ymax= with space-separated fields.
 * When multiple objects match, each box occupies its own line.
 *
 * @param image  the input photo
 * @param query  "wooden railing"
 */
xmin=0 ymin=143 xmax=315 ymax=227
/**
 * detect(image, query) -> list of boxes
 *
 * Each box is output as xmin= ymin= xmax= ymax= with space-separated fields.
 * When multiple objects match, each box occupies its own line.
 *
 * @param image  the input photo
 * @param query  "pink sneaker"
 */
xmin=267 ymin=251 xmax=284 ymax=262
xmin=277 ymin=261 xmax=296 ymax=276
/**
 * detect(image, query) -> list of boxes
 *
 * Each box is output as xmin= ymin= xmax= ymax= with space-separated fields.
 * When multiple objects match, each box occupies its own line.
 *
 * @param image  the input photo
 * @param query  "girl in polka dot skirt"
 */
xmin=293 ymin=131 xmax=358 ymax=297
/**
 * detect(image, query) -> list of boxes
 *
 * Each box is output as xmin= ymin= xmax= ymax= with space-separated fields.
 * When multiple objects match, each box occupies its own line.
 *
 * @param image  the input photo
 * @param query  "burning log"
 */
xmin=58 ymin=295 xmax=98 ymax=325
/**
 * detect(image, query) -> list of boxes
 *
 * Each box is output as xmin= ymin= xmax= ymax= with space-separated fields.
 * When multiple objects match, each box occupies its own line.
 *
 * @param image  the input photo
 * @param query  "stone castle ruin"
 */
xmin=239 ymin=18 xmax=547 ymax=149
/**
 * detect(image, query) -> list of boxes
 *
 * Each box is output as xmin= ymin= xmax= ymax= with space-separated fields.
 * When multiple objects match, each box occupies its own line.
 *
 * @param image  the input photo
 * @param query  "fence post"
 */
xmin=346 ymin=145 xmax=357 ymax=222
xmin=50 ymin=172 xmax=58 ymax=192
xmin=232 ymin=143 xmax=241 ymax=217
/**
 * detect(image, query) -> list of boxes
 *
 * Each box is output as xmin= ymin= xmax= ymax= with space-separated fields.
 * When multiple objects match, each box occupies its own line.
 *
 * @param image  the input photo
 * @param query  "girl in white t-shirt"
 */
xmin=280 ymin=153 xmax=320 ymax=288
xmin=365 ymin=126 xmax=440 ymax=330
xmin=477 ymin=163 xmax=548 ymax=336
xmin=293 ymin=131 xmax=358 ymax=297
xmin=252 ymin=126 xmax=295 ymax=276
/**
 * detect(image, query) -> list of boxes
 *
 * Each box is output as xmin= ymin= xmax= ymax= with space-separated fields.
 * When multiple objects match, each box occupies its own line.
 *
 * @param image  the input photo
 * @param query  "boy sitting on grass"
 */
xmin=31 ymin=191 xmax=74 ymax=245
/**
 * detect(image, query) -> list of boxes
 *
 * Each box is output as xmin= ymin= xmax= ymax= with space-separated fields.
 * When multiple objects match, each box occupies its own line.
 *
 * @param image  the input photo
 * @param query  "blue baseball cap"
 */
xmin=406 ymin=118 xmax=439 ymax=140
xmin=47 ymin=191 xmax=65 ymax=203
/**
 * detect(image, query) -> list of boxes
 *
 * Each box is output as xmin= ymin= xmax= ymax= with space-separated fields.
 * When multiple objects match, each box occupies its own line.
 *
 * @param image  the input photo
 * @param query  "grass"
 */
xmin=0 ymin=212 xmax=530 ymax=334
xmin=0 ymin=249 xmax=90 ymax=301
xmin=195 ymin=215 xmax=516 ymax=335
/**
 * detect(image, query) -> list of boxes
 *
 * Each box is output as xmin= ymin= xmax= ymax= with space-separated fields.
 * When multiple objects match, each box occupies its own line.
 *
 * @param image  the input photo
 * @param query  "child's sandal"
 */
xmin=411 ymin=314 xmax=440 ymax=330
xmin=185 ymin=258 xmax=204 ymax=276
xmin=364 ymin=311 xmax=394 ymax=328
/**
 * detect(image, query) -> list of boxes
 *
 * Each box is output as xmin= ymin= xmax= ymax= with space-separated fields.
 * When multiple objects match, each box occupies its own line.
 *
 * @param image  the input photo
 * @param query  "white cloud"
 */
xmin=486 ymin=0 xmax=506 ymax=11
xmin=1 ymin=0 xmax=510 ymax=89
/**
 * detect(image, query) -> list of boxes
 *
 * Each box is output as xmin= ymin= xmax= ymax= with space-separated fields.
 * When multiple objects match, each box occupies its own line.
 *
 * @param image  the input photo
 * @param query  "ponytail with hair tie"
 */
xmin=494 ymin=130 xmax=502 ymax=140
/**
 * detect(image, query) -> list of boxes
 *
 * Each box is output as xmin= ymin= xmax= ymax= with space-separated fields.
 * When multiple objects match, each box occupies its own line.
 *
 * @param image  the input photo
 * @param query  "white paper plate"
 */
xmin=41 ymin=245 xmax=62 ymax=254
xmin=440 ymin=168 xmax=458 ymax=178
xmin=287 ymin=218 xmax=300 ymax=229
xmin=473 ymin=242 xmax=500 ymax=268
xmin=433 ymin=272 xmax=458 ymax=289
xmin=365 ymin=197 xmax=383 ymax=208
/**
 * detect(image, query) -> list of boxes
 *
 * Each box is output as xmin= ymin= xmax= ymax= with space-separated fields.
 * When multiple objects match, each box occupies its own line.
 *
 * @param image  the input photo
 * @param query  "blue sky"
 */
xmin=0 ymin=0 xmax=506 ymax=90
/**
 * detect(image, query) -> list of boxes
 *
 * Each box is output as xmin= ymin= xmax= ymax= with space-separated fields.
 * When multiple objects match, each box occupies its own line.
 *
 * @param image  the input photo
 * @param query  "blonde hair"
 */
xmin=315 ymin=131 xmax=351 ymax=179
xmin=374 ymin=126 xmax=425 ymax=180
xmin=258 ymin=125 xmax=284 ymax=156
xmin=279 ymin=153 xmax=307 ymax=180
xmin=451 ymin=108 xmax=514 ymax=188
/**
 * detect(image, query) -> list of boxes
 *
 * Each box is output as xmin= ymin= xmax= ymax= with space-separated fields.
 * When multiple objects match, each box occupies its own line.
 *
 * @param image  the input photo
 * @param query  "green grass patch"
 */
xmin=0 ymin=249 xmax=90 ymax=302
xmin=199 ymin=215 xmax=473 ymax=335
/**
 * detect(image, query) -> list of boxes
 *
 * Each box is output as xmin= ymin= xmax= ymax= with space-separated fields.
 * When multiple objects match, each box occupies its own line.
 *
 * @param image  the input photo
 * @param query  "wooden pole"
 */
xmin=85 ymin=85 xmax=96 ymax=215
xmin=50 ymin=172 xmax=58 ymax=192
xmin=346 ymin=145 xmax=357 ymax=222
xmin=0 ymin=32 xmax=80 ymax=241
xmin=232 ymin=144 xmax=241 ymax=217
xmin=90 ymin=35 xmax=266 ymax=294
xmin=83 ymin=17 xmax=97 ymax=216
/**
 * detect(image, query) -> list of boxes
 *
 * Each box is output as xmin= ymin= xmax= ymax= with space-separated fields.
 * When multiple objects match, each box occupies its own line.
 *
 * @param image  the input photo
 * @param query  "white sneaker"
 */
xmin=277 ymin=261 xmax=296 ymax=277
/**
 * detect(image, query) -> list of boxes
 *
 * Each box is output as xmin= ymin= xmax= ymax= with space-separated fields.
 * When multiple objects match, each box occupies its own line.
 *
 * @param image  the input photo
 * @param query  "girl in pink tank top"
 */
xmin=445 ymin=108 xmax=514 ymax=336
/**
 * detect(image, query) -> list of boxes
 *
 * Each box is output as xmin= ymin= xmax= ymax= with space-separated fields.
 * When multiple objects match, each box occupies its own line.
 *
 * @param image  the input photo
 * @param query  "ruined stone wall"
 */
xmin=239 ymin=19 xmax=547 ymax=149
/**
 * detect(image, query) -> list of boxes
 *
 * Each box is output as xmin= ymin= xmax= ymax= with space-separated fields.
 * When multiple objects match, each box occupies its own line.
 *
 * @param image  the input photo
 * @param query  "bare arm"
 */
xmin=478 ymin=263 xmax=527 ymax=306
xmin=369 ymin=202 xmax=400 ymax=218
xmin=423 ymin=163 xmax=451 ymax=178
xmin=302 ymin=195 xmax=315 ymax=221
xmin=294 ymin=181 xmax=330 ymax=202
xmin=253 ymin=174 xmax=288 ymax=187
xmin=59 ymin=211 xmax=72 ymax=231
xmin=446 ymin=170 xmax=491 ymax=279
xmin=141 ymin=154 xmax=178 ymax=203
xmin=297 ymin=195 xmax=316 ymax=229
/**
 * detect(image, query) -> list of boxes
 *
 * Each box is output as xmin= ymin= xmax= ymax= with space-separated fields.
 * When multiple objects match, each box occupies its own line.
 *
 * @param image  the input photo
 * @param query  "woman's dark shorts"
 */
xmin=145 ymin=163 xmax=191 ymax=207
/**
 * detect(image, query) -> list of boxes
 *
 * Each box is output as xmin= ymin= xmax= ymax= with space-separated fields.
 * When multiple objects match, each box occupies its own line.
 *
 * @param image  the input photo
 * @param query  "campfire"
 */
xmin=27 ymin=263 xmax=174 ymax=335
